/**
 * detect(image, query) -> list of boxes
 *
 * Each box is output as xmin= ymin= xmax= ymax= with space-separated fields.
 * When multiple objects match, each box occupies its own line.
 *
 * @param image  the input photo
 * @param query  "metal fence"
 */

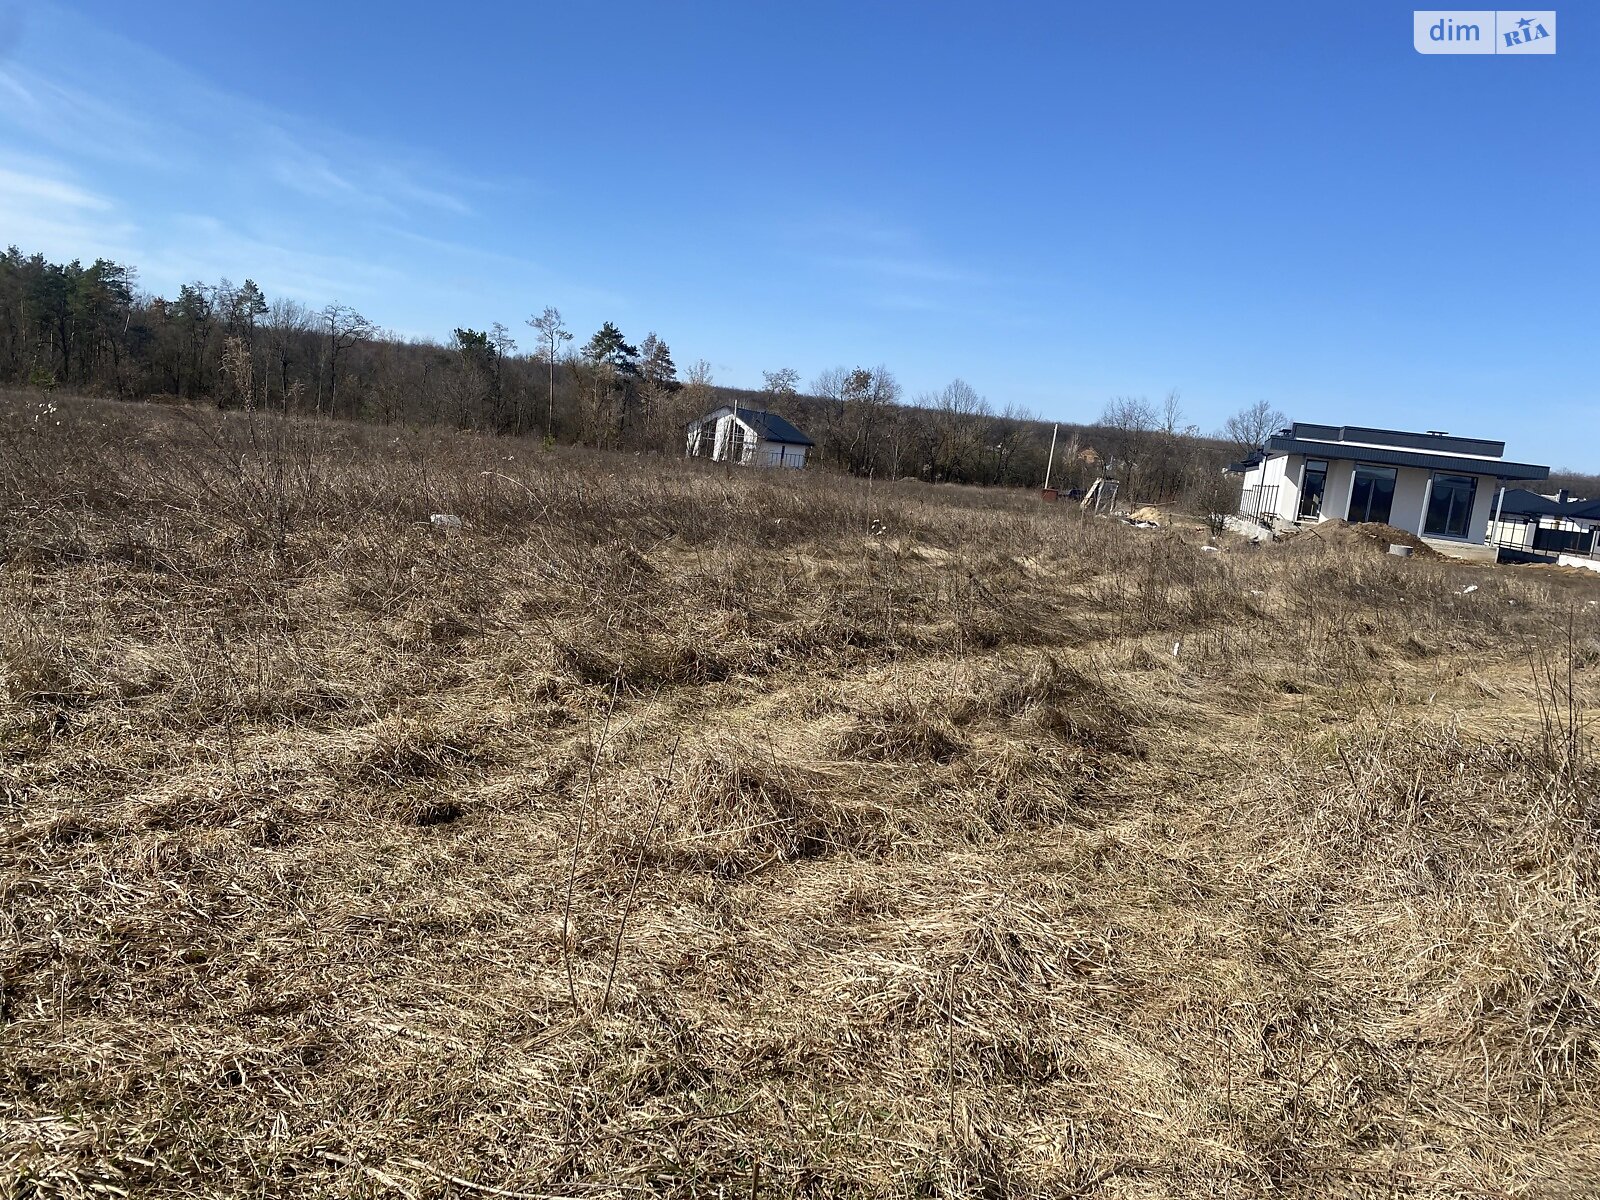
xmin=1488 ymin=516 xmax=1598 ymax=558
xmin=1239 ymin=484 xmax=1279 ymax=523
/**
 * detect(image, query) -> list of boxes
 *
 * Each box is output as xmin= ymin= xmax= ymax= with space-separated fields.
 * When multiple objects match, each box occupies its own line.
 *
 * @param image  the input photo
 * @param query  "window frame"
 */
xmin=1347 ymin=462 xmax=1399 ymax=525
xmin=1297 ymin=458 xmax=1329 ymax=520
xmin=1423 ymin=471 xmax=1479 ymax=541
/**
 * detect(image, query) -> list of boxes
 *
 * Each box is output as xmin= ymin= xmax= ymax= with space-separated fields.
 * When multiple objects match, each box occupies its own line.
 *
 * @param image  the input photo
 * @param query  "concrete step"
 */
xmin=1422 ymin=538 xmax=1499 ymax=563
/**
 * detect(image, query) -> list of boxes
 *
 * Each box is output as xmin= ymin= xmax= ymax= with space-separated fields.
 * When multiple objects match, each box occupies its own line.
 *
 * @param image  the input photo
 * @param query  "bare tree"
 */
xmin=1148 ymin=390 xmax=1200 ymax=500
xmin=265 ymin=298 xmax=312 ymax=409
xmin=929 ymin=379 xmax=989 ymax=481
xmin=319 ymin=303 xmax=372 ymax=417
xmin=486 ymin=322 xmax=517 ymax=430
xmin=992 ymin=400 xmax=1039 ymax=485
xmin=1223 ymin=399 xmax=1288 ymax=453
xmin=527 ymin=306 xmax=573 ymax=438
xmin=1099 ymin=395 xmax=1159 ymax=500
xmin=218 ymin=335 xmax=254 ymax=411
xmin=1193 ymin=469 xmax=1241 ymax=536
xmin=569 ymin=355 xmax=619 ymax=449
xmin=761 ymin=367 xmax=800 ymax=402
xmin=679 ymin=359 xmax=715 ymax=456
xmin=811 ymin=364 xmax=899 ymax=474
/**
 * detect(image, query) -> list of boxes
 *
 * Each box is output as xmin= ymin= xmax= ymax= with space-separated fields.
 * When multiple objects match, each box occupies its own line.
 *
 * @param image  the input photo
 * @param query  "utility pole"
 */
xmin=1044 ymin=423 xmax=1059 ymax=490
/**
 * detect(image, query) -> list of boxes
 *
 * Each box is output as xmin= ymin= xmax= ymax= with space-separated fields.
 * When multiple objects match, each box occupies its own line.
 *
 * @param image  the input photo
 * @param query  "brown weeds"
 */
xmin=2 ymin=392 xmax=1599 ymax=1198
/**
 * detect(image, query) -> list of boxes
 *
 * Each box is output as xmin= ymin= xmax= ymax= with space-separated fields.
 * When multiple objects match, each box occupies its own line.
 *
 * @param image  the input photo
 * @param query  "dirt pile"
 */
xmin=1271 ymin=518 xmax=1442 ymax=558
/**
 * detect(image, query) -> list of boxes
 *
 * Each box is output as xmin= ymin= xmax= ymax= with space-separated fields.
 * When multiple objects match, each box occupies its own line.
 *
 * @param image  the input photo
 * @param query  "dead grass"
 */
xmin=2 ymin=391 xmax=1599 ymax=1198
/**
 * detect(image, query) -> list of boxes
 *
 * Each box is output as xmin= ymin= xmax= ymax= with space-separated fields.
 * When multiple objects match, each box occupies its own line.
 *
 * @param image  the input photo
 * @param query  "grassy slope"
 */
xmin=2 ymin=393 xmax=1598 ymax=1199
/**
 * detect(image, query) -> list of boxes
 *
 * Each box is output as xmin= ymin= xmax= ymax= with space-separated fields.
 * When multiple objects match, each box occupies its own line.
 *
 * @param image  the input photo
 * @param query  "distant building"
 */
xmin=1486 ymin=489 xmax=1600 ymax=558
xmin=1229 ymin=422 xmax=1549 ymax=548
xmin=686 ymin=406 xmax=814 ymax=469
xmin=1075 ymin=445 xmax=1103 ymax=466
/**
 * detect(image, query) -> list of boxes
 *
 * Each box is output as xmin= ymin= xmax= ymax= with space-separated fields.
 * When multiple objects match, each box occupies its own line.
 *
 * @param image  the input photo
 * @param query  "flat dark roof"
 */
xmin=1264 ymin=434 xmax=1549 ymax=481
xmin=1287 ymin=422 xmax=1505 ymax=459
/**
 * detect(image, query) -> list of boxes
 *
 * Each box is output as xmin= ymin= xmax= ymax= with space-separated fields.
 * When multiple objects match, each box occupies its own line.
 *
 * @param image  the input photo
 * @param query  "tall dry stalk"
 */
xmin=600 ymin=735 xmax=680 ymax=1012
xmin=562 ymin=680 xmax=618 ymax=1011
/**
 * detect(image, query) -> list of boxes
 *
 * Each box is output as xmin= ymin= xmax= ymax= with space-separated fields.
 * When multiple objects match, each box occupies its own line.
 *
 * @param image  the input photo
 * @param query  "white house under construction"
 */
xmin=686 ymin=406 xmax=814 ymax=469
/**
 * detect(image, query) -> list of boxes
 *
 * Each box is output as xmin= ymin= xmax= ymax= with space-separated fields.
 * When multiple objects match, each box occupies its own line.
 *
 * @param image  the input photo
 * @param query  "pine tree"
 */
xmin=582 ymin=321 xmax=638 ymax=374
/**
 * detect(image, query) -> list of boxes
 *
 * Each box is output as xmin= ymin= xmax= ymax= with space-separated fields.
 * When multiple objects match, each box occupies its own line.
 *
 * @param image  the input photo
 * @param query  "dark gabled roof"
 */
xmin=1495 ymin=488 xmax=1568 ymax=518
xmin=1263 ymin=434 xmax=1549 ymax=481
xmin=1495 ymin=490 xmax=1600 ymax=522
xmin=1225 ymin=452 xmax=1264 ymax=475
xmin=732 ymin=406 xmax=814 ymax=446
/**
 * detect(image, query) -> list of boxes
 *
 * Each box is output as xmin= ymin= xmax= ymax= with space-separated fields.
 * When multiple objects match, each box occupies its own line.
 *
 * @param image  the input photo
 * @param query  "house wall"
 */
xmin=1240 ymin=454 xmax=1298 ymax=521
xmin=705 ymin=414 xmax=757 ymax=463
xmin=1262 ymin=454 xmax=1296 ymax=519
xmin=1385 ymin=467 xmax=1431 ymax=536
xmin=726 ymin=416 xmax=760 ymax=463
xmin=1328 ymin=464 xmax=1499 ymax=542
xmin=1403 ymin=469 xmax=1497 ymax=543
xmin=687 ymin=411 xmax=742 ymax=459
xmin=1322 ymin=459 xmax=1355 ymax=523
xmin=755 ymin=439 xmax=808 ymax=469
xmin=1486 ymin=510 xmax=1595 ymax=553
xmin=1238 ymin=422 xmax=1545 ymax=544
xmin=1247 ymin=457 xmax=1505 ymax=543
xmin=1464 ymin=477 xmax=1497 ymax=543
xmin=1487 ymin=514 xmax=1536 ymax=550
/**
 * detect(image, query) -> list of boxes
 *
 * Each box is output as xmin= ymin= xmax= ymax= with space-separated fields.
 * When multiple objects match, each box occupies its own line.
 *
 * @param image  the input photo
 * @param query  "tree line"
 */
xmin=1 ymin=245 xmax=1317 ymax=503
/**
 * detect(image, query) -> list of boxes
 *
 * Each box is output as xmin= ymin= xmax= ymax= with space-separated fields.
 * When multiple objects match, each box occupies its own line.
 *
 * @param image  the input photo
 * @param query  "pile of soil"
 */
xmin=1129 ymin=505 xmax=1167 ymax=525
xmin=1272 ymin=519 xmax=1442 ymax=559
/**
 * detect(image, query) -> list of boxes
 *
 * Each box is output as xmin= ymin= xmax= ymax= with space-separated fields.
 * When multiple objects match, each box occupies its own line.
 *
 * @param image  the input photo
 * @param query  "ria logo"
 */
xmin=1413 ymin=10 xmax=1556 ymax=53
xmin=1501 ymin=13 xmax=1552 ymax=46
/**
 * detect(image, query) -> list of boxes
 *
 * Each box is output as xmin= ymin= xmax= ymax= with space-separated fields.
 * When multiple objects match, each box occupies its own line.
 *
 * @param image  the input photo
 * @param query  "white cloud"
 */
xmin=0 ymin=164 xmax=113 ymax=211
xmin=0 ymin=6 xmax=621 ymax=339
xmin=0 ymin=64 xmax=169 ymax=169
xmin=0 ymin=159 xmax=138 ymax=264
xmin=0 ymin=7 xmax=481 ymax=268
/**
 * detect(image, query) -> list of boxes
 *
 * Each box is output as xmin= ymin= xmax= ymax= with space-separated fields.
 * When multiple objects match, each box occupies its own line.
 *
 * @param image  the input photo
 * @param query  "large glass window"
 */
xmin=1424 ymin=473 xmax=1477 ymax=538
xmin=1298 ymin=459 xmax=1328 ymax=519
xmin=1347 ymin=464 xmax=1397 ymax=525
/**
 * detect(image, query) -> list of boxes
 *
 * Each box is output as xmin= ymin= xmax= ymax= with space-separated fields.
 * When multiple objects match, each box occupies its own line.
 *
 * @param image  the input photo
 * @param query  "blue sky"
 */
xmin=0 ymin=2 xmax=1594 ymax=466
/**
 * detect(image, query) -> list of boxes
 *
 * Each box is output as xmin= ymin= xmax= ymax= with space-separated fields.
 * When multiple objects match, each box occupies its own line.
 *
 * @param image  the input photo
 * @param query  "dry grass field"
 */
xmin=2 ymin=392 xmax=1598 ymax=1199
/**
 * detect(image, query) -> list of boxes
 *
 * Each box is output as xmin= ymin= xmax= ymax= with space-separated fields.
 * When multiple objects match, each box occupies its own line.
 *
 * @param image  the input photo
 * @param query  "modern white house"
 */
xmin=686 ymin=405 xmax=814 ymax=469
xmin=1230 ymin=423 xmax=1550 ymax=547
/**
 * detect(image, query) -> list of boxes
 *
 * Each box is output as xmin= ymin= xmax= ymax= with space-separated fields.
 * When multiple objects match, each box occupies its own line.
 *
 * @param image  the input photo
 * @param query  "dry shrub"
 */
xmin=1215 ymin=720 xmax=1600 ymax=1149
xmin=642 ymin=747 xmax=900 ymax=875
xmin=838 ymin=698 xmax=965 ymax=763
xmin=950 ymin=741 xmax=1097 ymax=835
xmin=963 ymin=653 xmax=1144 ymax=757
xmin=0 ymin=622 xmax=84 ymax=706
xmin=340 ymin=716 xmax=490 ymax=800
xmin=873 ymin=892 xmax=1116 ymax=1035
xmin=555 ymin=631 xmax=732 ymax=689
